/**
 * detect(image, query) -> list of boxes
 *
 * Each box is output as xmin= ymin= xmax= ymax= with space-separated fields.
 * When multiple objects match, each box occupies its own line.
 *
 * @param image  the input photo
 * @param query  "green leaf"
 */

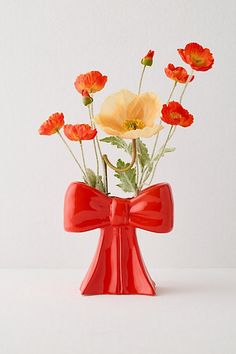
xmin=114 ymin=159 xmax=137 ymax=193
xmin=84 ymin=168 xmax=96 ymax=187
xmin=100 ymin=136 xmax=129 ymax=153
xmin=127 ymin=142 xmax=132 ymax=155
xmin=155 ymin=146 xmax=176 ymax=159
xmin=144 ymin=160 xmax=153 ymax=173
xmin=128 ymin=138 xmax=151 ymax=170
xmin=127 ymin=138 xmax=152 ymax=171
xmin=140 ymin=147 xmax=176 ymax=186
xmin=136 ymin=138 xmax=151 ymax=169
xmin=95 ymin=176 xmax=106 ymax=193
xmin=84 ymin=168 xmax=105 ymax=193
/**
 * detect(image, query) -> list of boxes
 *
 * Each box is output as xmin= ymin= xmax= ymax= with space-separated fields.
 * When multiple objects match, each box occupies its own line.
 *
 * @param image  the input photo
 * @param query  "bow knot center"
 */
xmin=110 ymin=198 xmax=130 ymax=226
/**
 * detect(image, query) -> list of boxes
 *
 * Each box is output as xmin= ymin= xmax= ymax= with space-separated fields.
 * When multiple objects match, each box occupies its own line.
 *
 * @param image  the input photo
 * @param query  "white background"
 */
xmin=0 ymin=0 xmax=236 ymax=269
xmin=1 ymin=2 xmax=236 ymax=354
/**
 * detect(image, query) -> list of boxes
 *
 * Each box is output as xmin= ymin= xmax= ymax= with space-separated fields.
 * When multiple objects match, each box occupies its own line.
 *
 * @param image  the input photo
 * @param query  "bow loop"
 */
xmin=64 ymin=182 xmax=173 ymax=233
xmin=64 ymin=182 xmax=111 ymax=232
xmin=129 ymin=183 xmax=174 ymax=233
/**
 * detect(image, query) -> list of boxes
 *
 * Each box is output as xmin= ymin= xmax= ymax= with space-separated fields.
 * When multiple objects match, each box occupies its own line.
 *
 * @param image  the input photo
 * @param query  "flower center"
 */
xmin=190 ymin=54 xmax=204 ymax=66
xmin=170 ymin=112 xmax=182 ymax=120
xmin=123 ymin=119 xmax=145 ymax=131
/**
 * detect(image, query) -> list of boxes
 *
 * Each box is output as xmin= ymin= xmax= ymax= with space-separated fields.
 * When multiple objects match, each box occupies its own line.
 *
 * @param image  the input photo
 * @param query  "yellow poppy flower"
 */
xmin=94 ymin=90 xmax=163 ymax=139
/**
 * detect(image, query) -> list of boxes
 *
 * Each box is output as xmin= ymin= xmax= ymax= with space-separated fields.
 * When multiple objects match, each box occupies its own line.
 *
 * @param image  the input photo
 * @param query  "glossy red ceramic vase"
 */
xmin=64 ymin=182 xmax=174 ymax=295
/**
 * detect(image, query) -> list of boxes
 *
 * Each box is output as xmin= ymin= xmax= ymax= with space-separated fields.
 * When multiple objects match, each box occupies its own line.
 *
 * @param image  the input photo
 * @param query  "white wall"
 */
xmin=0 ymin=0 xmax=235 ymax=268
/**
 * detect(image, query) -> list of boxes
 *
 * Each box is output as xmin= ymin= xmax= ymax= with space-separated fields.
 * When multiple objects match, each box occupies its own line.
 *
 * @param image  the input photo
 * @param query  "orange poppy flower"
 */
xmin=38 ymin=112 xmax=64 ymax=135
xmin=178 ymin=42 xmax=214 ymax=72
xmin=141 ymin=50 xmax=155 ymax=66
xmin=161 ymin=101 xmax=194 ymax=127
xmin=95 ymin=90 xmax=163 ymax=139
xmin=164 ymin=64 xmax=194 ymax=83
xmin=64 ymin=124 xmax=97 ymax=141
xmin=74 ymin=71 xmax=107 ymax=94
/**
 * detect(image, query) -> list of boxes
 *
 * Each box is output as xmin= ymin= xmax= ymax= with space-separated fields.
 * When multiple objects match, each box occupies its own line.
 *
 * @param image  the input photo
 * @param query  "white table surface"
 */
xmin=0 ymin=269 xmax=235 ymax=354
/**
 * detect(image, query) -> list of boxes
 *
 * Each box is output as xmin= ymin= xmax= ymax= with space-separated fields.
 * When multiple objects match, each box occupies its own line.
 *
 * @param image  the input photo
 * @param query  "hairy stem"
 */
xmin=167 ymin=80 xmax=178 ymax=102
xmin=102 ymin=158 xmax=108 ymax=194
xmin=79 ymin=141 xmax=89 ymax=182
xmin=146 ymin=125 xmax=174 ymax=187
xmin=151 ymin=80 xmax=177 ymax=160
xmin=57 ymin=131 xmax=86 ymax=178
xmin=140 ymin=71 xmax=194 ymax=189
xmin=136 ymin=158 xmax=140 ymax=194
xmin=138 ymin=81 xmax=178 ymax=189
xmin=90 ymin=100 xmax=107 ymax=189
xmin=179 ymin=69 xmax=194 ymax=103
xmin=88 ymin=105 xmax=99 ymax=176
xmin=138 ymin=65 xmax=146 ymax=95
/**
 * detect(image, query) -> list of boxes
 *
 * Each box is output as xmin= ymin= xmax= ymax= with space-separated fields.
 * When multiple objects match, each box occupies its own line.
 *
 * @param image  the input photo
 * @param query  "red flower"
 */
xmin=74 ymin=71 xmax=107 ymax=94
xmin=64 ymin=124 xmax=97 ymax=141
xmin=38 ymin=112 xmax=64 ymax=135
xmin=141 ymin=50 xmax=155 ymax=66
xmin=161 ymin=101 xmax=194 ymax=127
xmin=178 ymin=42 xmax=214 ymax=72
xmin=164 ymin=63 xmax=194 ymax=83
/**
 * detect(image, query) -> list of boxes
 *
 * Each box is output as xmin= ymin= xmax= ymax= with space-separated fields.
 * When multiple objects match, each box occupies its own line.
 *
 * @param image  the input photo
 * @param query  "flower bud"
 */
xmin=82 ymin=90 xmax=93 ymax=106
xmin=141 ymin=50 xmax=155 ymax=66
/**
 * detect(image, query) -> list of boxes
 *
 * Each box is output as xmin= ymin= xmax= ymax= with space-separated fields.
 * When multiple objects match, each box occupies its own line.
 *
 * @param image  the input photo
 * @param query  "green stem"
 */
xmin=136 ymin=152 xmax=140 ymax=194
xmin=138 ymin=65 xmax=146 ymax=94
xmin=103 ymin=159 xmax=108 ymax=194
xmin=150 ymin=133 xmax=160 ymax=160
xmin=88 ymin=105 xmax=99 ymax=176
xmin=90 ymin=102 xmax=101 ymax=156
xmin=167 ymin=80 xmax=178 ymax=103
xmin=138 ymin=81 xmax=178 ymax=190
xmin=151 ymin=80 xmax=177 ymax=159
xmin=135 ymin=65 xmax=148 ymax=190
xmin=179 ymin=69 xmax=194 ymax=103
xmin=150 ymin=80 xmax=177 ymax=159
xmin=95 ymin=135 xmax=103 ymax=162
xmin=90 ymin=100 xmax=107 ymax=189
xmin=57 ymin=131 xmax=86 ymax=178
xmin=146 ymin=126 xmax=174 ymax=187
xmin=140 ymin=71 xmax=194 ymax=189
xmin=79 ymin=141 xmax=89 ymax=181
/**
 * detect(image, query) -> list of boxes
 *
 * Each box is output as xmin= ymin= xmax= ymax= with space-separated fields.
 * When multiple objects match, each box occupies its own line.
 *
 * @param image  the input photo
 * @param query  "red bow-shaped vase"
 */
xmin=64 ymin=182 xmax=174 ymax=295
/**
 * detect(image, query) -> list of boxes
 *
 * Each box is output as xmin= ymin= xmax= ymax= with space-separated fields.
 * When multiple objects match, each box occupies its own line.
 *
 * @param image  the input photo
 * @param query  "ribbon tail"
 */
xmin=80 ymin=225 xmax=156 ymax=295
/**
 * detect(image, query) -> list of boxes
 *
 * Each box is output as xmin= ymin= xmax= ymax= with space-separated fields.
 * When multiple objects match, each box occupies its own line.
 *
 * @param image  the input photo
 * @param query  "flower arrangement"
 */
xmin=39 ymin=42 xmax=214 ymax=196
